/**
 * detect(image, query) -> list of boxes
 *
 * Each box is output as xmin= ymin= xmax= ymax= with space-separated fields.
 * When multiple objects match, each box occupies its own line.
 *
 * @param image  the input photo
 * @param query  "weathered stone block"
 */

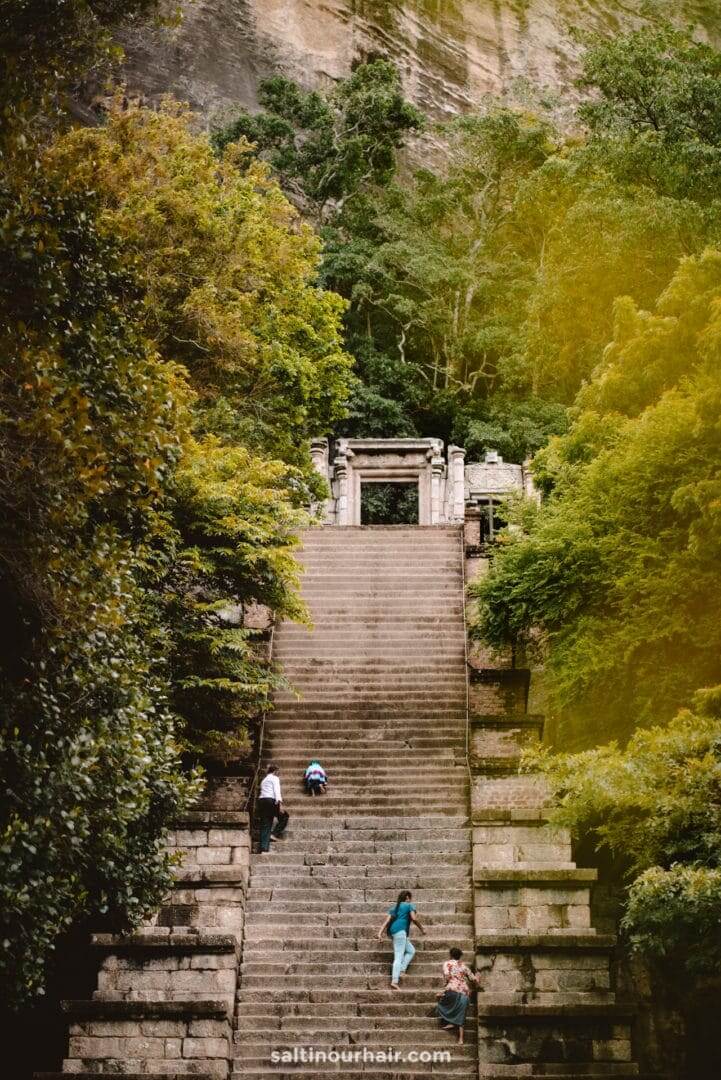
xmin=182 ymin=1035 xmax=229 ymax=1058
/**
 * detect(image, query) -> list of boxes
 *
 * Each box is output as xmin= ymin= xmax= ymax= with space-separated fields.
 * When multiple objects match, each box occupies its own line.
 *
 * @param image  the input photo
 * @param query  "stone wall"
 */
xmin=39 ymin=807 xmax=251 ymax=1078
xmin=464 ymin=553 xmax=718 ymax=1078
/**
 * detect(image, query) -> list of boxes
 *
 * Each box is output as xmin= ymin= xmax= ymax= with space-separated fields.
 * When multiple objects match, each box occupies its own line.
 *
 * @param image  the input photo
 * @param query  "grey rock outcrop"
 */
xmin=117 ymin=0 xmax=721 ymax=127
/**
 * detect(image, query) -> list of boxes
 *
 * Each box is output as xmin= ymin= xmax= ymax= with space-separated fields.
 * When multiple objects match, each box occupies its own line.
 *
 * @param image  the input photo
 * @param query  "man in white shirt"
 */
xmin=257 ymin=764 xmax=288 ymax=852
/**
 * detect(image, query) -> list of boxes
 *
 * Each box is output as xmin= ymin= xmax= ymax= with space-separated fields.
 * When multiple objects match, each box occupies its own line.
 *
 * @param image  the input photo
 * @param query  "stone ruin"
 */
xmin=310 ymin=437 xmax=537 ymax=533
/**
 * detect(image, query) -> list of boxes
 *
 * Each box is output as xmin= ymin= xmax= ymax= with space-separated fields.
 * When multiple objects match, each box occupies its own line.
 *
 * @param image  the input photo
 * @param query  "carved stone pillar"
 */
xmin=309 ymin=438 xmax=332 ymax=522
xmin=522 ymin=457 xmax=541 ymax=506
xmin=448 ymin=444 xmax=467 ymax=523
xmin=430 ymin=455 xmax=445 ymax=525
xmin=334 ymin=444 xmax=351 ymax=526
xmin=310 ymin=438 xmax=329 ymax=480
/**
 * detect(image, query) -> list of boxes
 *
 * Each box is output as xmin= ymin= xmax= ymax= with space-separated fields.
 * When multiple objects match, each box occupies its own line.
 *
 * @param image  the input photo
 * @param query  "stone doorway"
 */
xmin=360 ymin=480 xmax=420 ymax=525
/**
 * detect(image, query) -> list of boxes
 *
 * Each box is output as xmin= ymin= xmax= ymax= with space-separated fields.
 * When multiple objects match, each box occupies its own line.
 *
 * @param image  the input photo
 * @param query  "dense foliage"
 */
xmin=473 ymin=249 xmax=721 ymax=743
xmin=51 ymin=103 xmax=353 ymax=469
xmin=44 ymin=102 xmax=354 ymax=759
xmin=0 ymin=0 xmax=160 ymax=149
xmin=464 ymin=25 xmax=721 ymax=968
xmin=1 ymin=74 xmax=351 ymax=1005
xmin=470 ymin=27 xmax=721 ymax=739
xmin=527 ymin=688 xmax=721 ymax=975
xmin=212 ymin=61 xmax=423 ymax=224
xmin=0 ymin=168 xmax=200 ymax=1003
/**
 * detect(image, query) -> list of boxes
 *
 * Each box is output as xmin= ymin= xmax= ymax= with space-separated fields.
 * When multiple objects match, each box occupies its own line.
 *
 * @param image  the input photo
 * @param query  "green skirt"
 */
xmin=436 ymin=989 xmax=469 ymax=1026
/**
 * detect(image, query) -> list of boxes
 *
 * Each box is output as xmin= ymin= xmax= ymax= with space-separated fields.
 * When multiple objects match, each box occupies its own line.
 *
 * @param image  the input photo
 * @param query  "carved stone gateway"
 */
xmin=310 ymin=437 xmax=467 ymax=525
xmin=310 ymin=438 xmax=536 ymax=527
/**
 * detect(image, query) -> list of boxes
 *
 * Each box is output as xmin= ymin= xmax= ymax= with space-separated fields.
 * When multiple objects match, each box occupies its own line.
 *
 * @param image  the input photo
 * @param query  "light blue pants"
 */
xmin=391 ymin=930 xmax=415 ymax=984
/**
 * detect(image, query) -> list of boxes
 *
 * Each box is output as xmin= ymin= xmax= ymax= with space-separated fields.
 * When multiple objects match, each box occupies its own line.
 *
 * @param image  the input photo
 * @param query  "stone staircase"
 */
xmin=234 ymin=525 xmax=475 ymax=1079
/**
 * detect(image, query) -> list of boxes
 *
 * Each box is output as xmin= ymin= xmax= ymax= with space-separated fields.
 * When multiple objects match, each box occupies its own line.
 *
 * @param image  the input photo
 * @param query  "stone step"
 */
xmin=265 ymin=775 xmax=465 ymax=789
xmin=263 ymin=823 xmax=471 ymax=836
xmin=263 ymin=786 xmax=468 ymax=803
xmin=271 ymin=691 xmax=468 ymax=702
xmin=236 ymin=1000 xmax=472 ymax=1018
xmin=232 ymin=1070 xmax=476 ymax=1079
xmin=239 ymin=974 xmax=453 ymax=990
xmin=236 ymin=987 xmax=467 ymax=1005
xmin=245 ymin=888 xmax=470 ymax=906
xmin=273 ymin=808 xmax=467 ymax=820
xmin=278 ymin=684 xmax=466 ymax=694
xmin=267 ymin=765 xmax=467 ymax=777
xmin=254 ymin=815 xmax=470 ymax=830
xmin=240 ymin=960 xmax=458 ymax=979
xmin=273 ymin=656 xmax=464 ymax=665
xmin=263 ymin=764 xmax=461 ymax=773
xmin=283 ymin=612 xmax=464 ymax=621
xmin=275 ymin=653 xmax=465 ymax=662
xmin=268 ymin=708 xmax=467 ymax=718
xmin=246 ymin=886 xmax=472 ymax=903
xmin=268 ymin=777 xmax=468 ymax=791
xmin=264 ymin=795 xmax=468 ymax=809
xmin=275 ymin=647 xmax=465 ymax=657
xmin=295 ymin=587 xmax=463 ymax=596
xmin=248 ymin=868 xmax=471 ymax=886
xmin=235 ymin=1030 xmax=477 ymax=1046
xmin=264 ymin=730 xmax=466 ymax=741
xmin=245 ymin=928 xmax=471 ymax=947
xmin=244 ymin=914 xmax=473 ymax=930
xmin=278 ymin=630 xmax=466 ymax=640
xmin=253 ymin=849 xmax=471 ymax=864
xmin=232 ymin=1065 xmax=476 ymax=1079
xmin=287 ymin=613 xmax=468 ymax=622
xmin=241 ymin=946 xmax=472 ymax=963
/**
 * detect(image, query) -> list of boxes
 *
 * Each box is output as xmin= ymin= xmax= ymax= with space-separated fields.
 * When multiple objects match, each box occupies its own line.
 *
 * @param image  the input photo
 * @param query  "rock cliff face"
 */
xmin=119 ymin=0 xmax=721 ymax=125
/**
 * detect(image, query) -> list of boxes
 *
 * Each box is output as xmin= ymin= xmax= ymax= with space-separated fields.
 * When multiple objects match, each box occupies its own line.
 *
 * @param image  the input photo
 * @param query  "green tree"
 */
xmin=0 ymin=0 xmax=161 ymax=156
xmin=472 ymin=249 xmax=721 ymax=744
xmin=50 ymin=101 xmax=354 ymax=473
xmin=578 ymin=23 xmax=721 ymax=203
xmin=0 ymin=96 xmax=353 ymax=1001
xmin=326 ymin=110 xmax=559 ymax=443
xmin=212 ymin=61 xmax=423 ymax=224
xmin=527 ymin=687 xmax=721 ymax=976
xmin=47 ymin=102 xmax=353 ymax=761
xmin=0 ymin=168 xmax=200 ymax=1006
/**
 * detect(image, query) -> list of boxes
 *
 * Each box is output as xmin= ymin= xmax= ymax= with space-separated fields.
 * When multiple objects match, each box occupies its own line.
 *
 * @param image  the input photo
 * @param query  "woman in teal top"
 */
xmin=377 ymin=889 xmax=426 ymax=989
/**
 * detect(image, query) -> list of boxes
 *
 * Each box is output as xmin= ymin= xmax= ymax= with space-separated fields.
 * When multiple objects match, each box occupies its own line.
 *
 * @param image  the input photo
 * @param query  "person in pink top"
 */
xmin=435 ymin=947 xmax=479 ymax=1043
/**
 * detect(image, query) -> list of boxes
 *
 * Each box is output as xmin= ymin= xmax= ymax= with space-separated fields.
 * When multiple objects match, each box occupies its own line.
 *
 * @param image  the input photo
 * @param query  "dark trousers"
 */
xmin=257 ymin=798 xmax=289 ymax=851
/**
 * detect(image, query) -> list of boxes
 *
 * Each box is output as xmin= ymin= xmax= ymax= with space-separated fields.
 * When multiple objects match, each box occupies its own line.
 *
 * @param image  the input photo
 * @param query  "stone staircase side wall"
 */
xmin=40 ymin=810 xmax=250 ymax=1080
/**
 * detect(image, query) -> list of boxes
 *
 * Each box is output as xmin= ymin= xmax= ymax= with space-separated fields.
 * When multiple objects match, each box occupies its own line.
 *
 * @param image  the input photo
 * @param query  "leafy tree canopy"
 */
xmin=212 ymin=61 xmax=424 ymax=223
xmin=49 ymin=101 xmax=354 ymax=473
xmin=0 ymin=166 xmax=200 ymax=1005
xmin=0 ymin=97 xmax=352 ymax=1005
xmin=472 ymin=249 xmax=721 ymax=744
xmin=578 ymin=23 xmax=721 ymax=202
xmin=527 ymin=688 xmax=721 ymax=976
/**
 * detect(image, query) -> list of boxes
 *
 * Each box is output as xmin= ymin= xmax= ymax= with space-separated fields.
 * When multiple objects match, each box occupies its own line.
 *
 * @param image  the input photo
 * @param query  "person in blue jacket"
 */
xmin=377 ymin=889 xmax=426 ymax=990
